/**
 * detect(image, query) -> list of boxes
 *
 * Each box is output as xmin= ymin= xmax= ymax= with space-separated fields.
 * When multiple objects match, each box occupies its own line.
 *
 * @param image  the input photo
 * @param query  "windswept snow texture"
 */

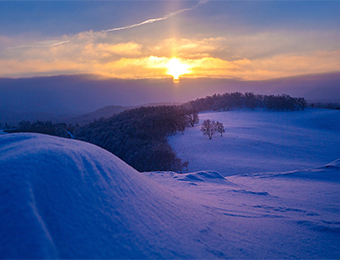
xmin=0 ymin=133 xmax=217 ymax=259
xmin=169 ymin=108 xmax=340 ymax=176
xmin=143 ymin=167 xmax=340 ymax=259
xmin=1 ymin=132 xmax=340 ymax=259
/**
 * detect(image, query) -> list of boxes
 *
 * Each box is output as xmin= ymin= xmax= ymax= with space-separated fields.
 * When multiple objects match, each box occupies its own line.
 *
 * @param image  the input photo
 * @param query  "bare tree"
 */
xmin=186 ymin=111 xmax=199 ymax=127
xmin=216 ymin=121 xmax=225 ymax=137
xmin=201 ymin=119 xmax=216 ymax=139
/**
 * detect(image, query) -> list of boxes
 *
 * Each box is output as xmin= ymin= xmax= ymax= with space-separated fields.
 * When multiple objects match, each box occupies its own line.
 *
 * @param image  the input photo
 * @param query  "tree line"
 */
xmin=74 ymin=106 xmax=198 ymax=172
xmin=183 ymin=92 xmax=307 ymax=112
xmin=2 ymin=106 xmax=198 ymax=172
xmin=310 ymin=102 xmax=340 ymax=110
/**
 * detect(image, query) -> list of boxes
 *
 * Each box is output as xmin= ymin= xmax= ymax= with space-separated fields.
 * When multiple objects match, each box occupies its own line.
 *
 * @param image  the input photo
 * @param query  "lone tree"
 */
xmin=216 ymin=121 xmax=225 ymax=137
xmin=201 ymin=119 xmax=216 ymax=139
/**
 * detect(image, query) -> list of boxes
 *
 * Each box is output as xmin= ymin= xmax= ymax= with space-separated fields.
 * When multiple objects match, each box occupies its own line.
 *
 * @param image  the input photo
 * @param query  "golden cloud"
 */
xmin=2 ymin=33 xmax=340 ymax=80
xmin=150 ymin=37 xmax=225 ymax=59
xmin=0 ymin=59 xmax=86 ymax=77
xmin=94 ymin=42 xmax=142 ymax=56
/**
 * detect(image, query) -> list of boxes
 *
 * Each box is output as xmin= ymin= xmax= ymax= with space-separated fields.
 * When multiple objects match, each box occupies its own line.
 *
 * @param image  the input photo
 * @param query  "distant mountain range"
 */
xmin=68 ymin=105 xmax=131 ymax=125
xmin=1 ymin=72 xmax=340 ymax=124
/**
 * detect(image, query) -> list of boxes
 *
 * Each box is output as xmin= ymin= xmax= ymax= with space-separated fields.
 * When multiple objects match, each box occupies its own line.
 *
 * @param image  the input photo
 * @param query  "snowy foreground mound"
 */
xmin=0 ymin=134 xmax=206 ymax=259
xmin=1 ymin=133 xmax=340 ymax=259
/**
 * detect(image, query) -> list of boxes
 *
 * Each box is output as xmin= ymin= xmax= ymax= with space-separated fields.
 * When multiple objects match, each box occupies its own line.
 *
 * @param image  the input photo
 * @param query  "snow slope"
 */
xmin=0 ymin=133 xmax=220 ymax=259
xmin=1 ymin=132 xmax=339 ymax=259
xmin=169 ymin=108 xmax=340 ymax=175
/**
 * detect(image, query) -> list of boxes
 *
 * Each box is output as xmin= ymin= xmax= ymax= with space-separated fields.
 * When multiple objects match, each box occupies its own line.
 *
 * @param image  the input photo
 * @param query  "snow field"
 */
xmin=169 ymin=108 xmax=340 ymax=175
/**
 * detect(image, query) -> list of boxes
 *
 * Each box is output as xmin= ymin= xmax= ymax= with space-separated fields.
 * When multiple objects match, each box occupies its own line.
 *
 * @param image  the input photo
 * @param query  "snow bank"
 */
xmin=0 ymin=133 xmax=218 ymax=259
xmin=285 ymin=167 xmax=340 ymax=182
xmin=252 ymin=167 xmax=340 ymax=182
xmin=253 ymin=158 xmax=340 ymax=182
xmin=174 ymin=171 xmax=226 ymax=183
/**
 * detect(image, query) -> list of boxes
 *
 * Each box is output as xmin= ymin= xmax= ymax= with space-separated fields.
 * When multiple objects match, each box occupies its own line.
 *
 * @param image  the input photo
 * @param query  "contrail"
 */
xmin=105 ymin=0 xmax=208 ymax=33
xmin=49 ymin=40 xmax=70 ymax=47
xmin=105 ymin=17 xmax=168 ymax=32
xmin=7 ymin=40 xmax=71 ymax=49
xmin=7 ymin=1 xmax=208 ymax=50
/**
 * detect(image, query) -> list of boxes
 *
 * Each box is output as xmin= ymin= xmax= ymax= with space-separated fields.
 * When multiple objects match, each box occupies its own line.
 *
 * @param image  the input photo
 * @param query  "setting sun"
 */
xmin=166 ymin=58 xmax=190 ymax=81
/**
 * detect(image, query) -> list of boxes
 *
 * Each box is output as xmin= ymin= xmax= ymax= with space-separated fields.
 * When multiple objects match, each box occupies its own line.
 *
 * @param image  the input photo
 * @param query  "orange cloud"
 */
xmin=94 ymin=42 xmax=142 ymax=57
xmin=2 ymin=50 xmax=340 ymax=80
xmin=2 ymin=33 xmax=340 ymax=80
xmin=151 ymin=37 xmax=225 ymax=59
xmin=0 ymin=59 xmax=86 ymax=77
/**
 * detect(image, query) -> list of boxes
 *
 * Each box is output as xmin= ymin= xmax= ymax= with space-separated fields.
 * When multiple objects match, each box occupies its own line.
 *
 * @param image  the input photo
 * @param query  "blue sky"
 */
xmin=1 ymin=0 xmax=340 ymax=80
xmin=2 ymin=1 xmax=340 ymax=35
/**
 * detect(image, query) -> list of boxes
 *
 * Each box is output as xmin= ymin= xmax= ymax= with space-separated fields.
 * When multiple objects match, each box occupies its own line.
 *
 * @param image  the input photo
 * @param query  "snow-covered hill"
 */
xmin=1 ymin=132 xmax=340 ymax=259
xmin=169 ymin=108 xmax=340 ymax=175
xmin=0 ymin=133 xmax=216 ymax=259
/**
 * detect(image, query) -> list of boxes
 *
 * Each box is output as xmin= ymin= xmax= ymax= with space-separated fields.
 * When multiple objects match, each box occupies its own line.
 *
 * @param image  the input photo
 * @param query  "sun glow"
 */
xmin=166 ymin=58 xmax=190 ymax=82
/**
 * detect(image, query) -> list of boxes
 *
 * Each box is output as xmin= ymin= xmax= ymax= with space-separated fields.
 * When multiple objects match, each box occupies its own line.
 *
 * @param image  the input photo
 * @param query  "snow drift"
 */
xmin=175 ymin=171 xmax=226 ymax=183
xmin=0 ymin=133 xmax=216 ymax=259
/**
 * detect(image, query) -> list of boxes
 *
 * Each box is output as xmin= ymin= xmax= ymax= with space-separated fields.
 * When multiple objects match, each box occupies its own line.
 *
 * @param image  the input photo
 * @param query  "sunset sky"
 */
xmin=1 ymin=0 xmax=340 ymax=81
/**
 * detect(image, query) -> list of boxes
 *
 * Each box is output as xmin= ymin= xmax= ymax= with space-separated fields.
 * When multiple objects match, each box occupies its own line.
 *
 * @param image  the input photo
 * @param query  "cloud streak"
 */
xmin=50 ymin=40 xmax=71 ymax=47
xmin=105 ymin=0 xmax=208 ymax=32
xmin=6 ymin=1 xmax=208 ymax=50
xmin=7 ymin=40 xmax=71 ymax=49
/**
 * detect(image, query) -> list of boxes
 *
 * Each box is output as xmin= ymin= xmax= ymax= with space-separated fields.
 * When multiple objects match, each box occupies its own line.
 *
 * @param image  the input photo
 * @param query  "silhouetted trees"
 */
xmin=183 ymin=92 xmax=307 ymax=112
xmin=201 ymin=119 xmax=216 ymax=139
xmin=309 ymin=102 xmax=340 ymax=110
xmin=3 ymin=105 xmax=200 ymax=172
xmin=75 ymin=105 xmax=197 ymax=172
xmin=201 ymin=120 xmax=225 ymax=139
xmin=186 ymin=111 xmax=199 ymax=127
xmin=244 ymin=92 xmax=259 ymax=110
xmin=216 ymin=122 xmax=225 ymax=137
